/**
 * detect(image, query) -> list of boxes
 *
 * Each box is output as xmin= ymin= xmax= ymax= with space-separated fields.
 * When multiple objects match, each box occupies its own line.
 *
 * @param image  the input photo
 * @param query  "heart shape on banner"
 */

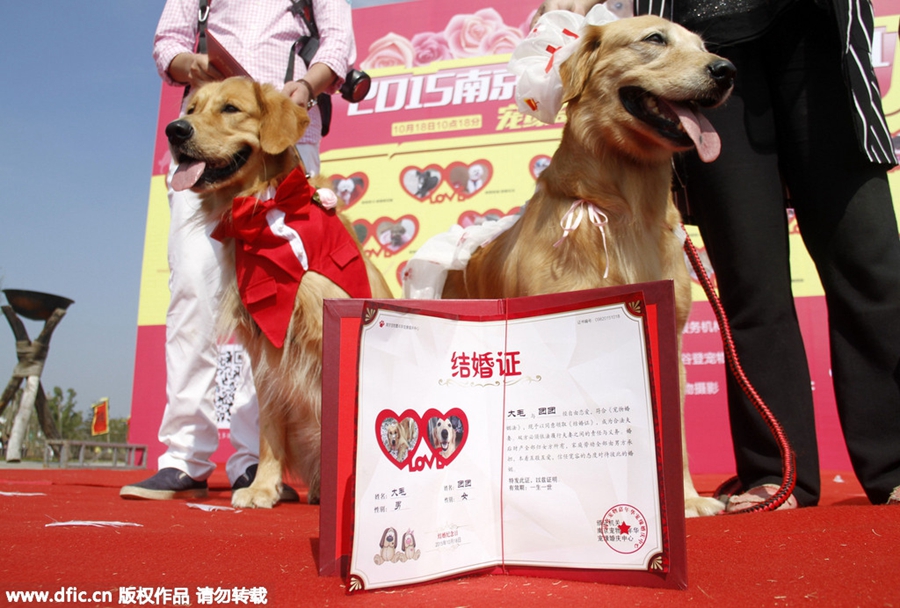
xmin=457 ymin=206 xmax=521 ymax=228
xmin=529 ymin=154 xmax=552 ymax=180
xmin=327 ymin=172 xmax=368 ymax=209
xmin=375 ymin=408 xmax=469 ymax=470
xmin=400 ymin=165 xmax=443 ymax=200
xmin=354 ymin=215 xmax=420 ymax=256
xmin=446 ymin=160 xmax=493 ymax=196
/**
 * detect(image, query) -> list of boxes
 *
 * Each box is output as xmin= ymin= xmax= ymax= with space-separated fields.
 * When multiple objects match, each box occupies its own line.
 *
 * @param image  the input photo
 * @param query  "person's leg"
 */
xmin=770 ymin=1 xmax=900 ymax=504
xmin=680 ymin=37 xmax=821 ymax=506
xmin=155 ymin=182 xmax=225 ymax=479
xmin=121 ymin=171 xmax=222 ymax=500
xmin=225 ymin=350 xmax=260 ymax=485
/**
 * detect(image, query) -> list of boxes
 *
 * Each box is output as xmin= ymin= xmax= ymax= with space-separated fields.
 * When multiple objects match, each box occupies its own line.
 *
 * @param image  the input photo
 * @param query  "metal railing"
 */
xmin=43 ymin=440 xmax=147 ymax=469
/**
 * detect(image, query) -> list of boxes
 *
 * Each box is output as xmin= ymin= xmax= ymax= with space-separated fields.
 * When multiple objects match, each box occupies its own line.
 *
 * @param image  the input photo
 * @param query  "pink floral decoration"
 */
xmin=360 ymin=32 xmax=415 ymax=70
xmin=411 ymin=31 xmax=453 ymax=67
xmin=478 ymin=25 xmax=524 ymax=56
xmin=316 ymin=188 xmax=338 ymax=210
xmin=520 ymin=9 xmax=538 ymax=36
xmin=443 ymin=8 xmax=507 ymax=58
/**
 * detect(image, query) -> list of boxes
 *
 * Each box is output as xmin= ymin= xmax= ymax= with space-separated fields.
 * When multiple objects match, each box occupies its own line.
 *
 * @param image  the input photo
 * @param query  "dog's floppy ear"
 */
xmin=560 ymin=25 xmax=604 ymax=105
xmin=257 ymin=83 xmax=311 ymax=155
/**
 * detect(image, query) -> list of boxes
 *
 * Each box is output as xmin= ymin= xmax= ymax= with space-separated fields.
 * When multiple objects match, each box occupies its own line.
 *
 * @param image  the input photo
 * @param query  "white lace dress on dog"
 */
xmin=401 ymin=6 xmax=619 ymax=299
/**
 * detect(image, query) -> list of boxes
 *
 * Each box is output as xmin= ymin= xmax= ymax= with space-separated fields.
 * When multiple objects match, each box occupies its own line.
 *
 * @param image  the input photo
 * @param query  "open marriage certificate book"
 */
xmin=318 ymin=282 xmax=687 ymax=592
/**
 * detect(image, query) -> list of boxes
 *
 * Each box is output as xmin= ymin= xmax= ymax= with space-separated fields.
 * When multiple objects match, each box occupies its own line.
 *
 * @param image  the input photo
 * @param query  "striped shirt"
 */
xmin=635 ymin=0 xmax=897 ymax=166
xmin=154 ymin=0 xmax=356 ymax=145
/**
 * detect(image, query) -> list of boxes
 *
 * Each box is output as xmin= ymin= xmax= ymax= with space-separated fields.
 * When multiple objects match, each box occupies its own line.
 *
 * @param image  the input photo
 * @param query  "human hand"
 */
xmin=531 ymin=0 xmax=601 ymax=27
xmin=283 ymin=79 xmax=314 ymax=109
xmin=168 ymin=53 xmax=224 ymax=87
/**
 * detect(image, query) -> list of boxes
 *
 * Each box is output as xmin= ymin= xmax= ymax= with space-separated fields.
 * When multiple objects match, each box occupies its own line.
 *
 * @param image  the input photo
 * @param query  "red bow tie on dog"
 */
xmin=212 ymin=168 xmax=372 ymax=348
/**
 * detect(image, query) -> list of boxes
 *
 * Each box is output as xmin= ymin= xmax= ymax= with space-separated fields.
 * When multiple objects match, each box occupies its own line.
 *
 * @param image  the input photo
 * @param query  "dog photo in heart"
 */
xmin=329 ymin=172 xmax=368 ymax=208
xmin=375 ymin=216 xmax=418 ymax=254
xmin=401 ymin=166 xmax=442 ymax=200
xmin=378 ymin=412 xmax=421 ymax=468
xmin=447 ymin=160 xmax=492 ymax=195
xmin=424 ymin=409 xmax=467 ymax=465
xmin=530 ymin=155 xmax=552 ymax=180
xmin=457 ymin=207 xmax=521 ymax=228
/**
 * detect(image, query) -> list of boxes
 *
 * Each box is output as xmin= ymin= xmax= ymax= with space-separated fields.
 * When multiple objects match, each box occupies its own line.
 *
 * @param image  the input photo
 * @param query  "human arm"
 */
xmin=283 ymin=62 xmax=338 ymax=108
xmin=282 ymin=0 xmax=356 ymax=107
xmin=153 ymin=0 xmax=222 ymax=86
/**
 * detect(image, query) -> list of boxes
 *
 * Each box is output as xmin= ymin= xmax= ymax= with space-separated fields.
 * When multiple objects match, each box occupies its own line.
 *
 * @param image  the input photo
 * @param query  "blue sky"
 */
xmin=0 ymin=2 xmax=167 ymax=419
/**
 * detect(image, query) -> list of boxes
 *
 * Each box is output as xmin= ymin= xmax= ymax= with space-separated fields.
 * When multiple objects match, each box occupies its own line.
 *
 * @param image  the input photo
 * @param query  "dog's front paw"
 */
xmin=307 ymin=485 xmax=320 ymax=505
xmin=232 ymin=485 xmax=281 ymax=509
xmin=685 ymin=496 xmax=725 ymax=518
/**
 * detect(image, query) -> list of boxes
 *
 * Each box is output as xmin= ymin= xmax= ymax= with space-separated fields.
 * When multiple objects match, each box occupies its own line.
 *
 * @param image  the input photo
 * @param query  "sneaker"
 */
xmin=231 ymin=464 xmax=300 ymax=502
xmin=724 ymin=483 xmax=798 ymax=513
xmin=120 ymin=468 xmax=208 ymax=500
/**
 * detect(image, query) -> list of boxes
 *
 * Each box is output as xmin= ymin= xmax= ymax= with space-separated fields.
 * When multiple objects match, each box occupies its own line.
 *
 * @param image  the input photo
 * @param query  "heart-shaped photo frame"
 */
xmin=352 ymin=218 xmax=372 ymax=245
xmin=400 ymin=165 xmax=443 ymax=200
xmin=328 ymin=172 xmax=368 ymax=209
xmin=421 ymin=408 xmax=468 ymax=467
xmin=374 ymin=408 xmax=469 ymax=469
xmin=374 ymin=215 xmax=419 ymax=255
xmin=446 ymin=160 xmax=493 ymax=196
xmin=375 ymin=410 xmax=422 ymax=470
xmin=530 ymin=154 xmax=552 ymax=180
xmin=457 ymin=206 xmax=521 ymax=229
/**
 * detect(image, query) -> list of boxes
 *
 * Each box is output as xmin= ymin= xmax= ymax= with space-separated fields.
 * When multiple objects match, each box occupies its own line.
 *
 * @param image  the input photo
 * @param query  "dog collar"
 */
xmin=553 ymin=199 xmax=610 ymax=279
xmin=212 ymin=168 xmax=372 ymax=348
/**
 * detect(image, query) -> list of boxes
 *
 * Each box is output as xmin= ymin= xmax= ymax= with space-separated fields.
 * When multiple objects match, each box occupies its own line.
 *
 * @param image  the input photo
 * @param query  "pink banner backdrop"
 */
xmin=131 ymin=0 xmax=900 ymax=474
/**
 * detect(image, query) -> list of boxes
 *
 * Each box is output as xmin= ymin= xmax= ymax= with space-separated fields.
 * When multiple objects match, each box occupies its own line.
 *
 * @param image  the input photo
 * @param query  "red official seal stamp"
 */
xmin=600 ymin=504 xmax=648 ymax=554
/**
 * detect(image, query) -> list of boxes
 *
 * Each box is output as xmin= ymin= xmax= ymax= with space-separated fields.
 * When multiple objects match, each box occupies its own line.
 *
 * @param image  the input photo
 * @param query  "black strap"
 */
xmin=197 ymin=0 xmax=209 ymax=54
xmin=183 ymin=0 xmax=210 ymax=98
xmin=286 ymin=0 xmax=332 ymax=137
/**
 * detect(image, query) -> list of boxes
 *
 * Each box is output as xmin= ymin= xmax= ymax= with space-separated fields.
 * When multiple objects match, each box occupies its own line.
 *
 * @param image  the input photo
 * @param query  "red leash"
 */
xmin=682 ymin=230 xmax=797 ymax=513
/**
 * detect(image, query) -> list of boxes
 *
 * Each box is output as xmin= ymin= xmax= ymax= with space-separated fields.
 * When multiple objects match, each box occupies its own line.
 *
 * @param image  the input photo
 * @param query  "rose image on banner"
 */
xmin=361 ymin=32 xmax=415 ymax=70
xmin=443 ymin=8 xmax=523 ymax=58
xmin=360 ymin=8 xmax=527 ymax=69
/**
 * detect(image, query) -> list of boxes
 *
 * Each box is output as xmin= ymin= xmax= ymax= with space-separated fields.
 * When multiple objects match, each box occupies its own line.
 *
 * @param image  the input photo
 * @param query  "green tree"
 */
xmin=46 ymin=387 xmax=89 ymax=440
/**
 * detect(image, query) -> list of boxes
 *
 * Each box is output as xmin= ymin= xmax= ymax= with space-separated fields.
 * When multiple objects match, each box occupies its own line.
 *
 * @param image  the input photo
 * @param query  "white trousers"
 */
xmin=156 ymin=144 xmax=320 ymax=484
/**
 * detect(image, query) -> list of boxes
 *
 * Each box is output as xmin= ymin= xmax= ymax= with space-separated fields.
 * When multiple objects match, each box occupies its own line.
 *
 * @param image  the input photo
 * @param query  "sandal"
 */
xmin=714 ymin=477 xmax=798 ymax=513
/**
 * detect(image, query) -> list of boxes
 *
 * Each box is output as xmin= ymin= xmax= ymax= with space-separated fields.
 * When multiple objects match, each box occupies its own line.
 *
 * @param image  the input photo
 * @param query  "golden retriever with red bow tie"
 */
xmin=166 ymin=77 xmax=391 ymax=508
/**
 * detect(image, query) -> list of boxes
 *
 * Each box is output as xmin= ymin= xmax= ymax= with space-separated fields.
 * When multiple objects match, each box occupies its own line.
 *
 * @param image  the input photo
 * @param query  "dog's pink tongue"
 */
xmin=666 ymin=101 xmax=722 ymax=163
xmin=170 ymin=160 xmax=206 ymax=192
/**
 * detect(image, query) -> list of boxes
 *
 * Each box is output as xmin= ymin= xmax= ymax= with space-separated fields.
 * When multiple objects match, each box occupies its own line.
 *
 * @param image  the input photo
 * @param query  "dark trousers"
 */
xmin=679 ymin=0 xmax=900 ymax=504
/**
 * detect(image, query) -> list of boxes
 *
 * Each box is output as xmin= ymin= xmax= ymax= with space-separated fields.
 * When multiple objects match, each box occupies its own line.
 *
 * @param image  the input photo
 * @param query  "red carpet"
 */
xmin=0 ymin=468 xmax=896 ymax=607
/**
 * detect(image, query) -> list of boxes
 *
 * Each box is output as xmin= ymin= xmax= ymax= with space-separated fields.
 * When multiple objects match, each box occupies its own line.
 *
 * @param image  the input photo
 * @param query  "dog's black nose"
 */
xmin=165 ymin=119 xmax=194 ymax=145
xmin=708 ymin=59 xmax=736 ymax=86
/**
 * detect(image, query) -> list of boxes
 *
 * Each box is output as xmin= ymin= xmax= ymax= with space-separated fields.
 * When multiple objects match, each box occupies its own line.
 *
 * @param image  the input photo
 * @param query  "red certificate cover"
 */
xmin=319 ymin=281 xmax=686 ymax=591
xmin=206 ymin=31 xmax=250 ymax=79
